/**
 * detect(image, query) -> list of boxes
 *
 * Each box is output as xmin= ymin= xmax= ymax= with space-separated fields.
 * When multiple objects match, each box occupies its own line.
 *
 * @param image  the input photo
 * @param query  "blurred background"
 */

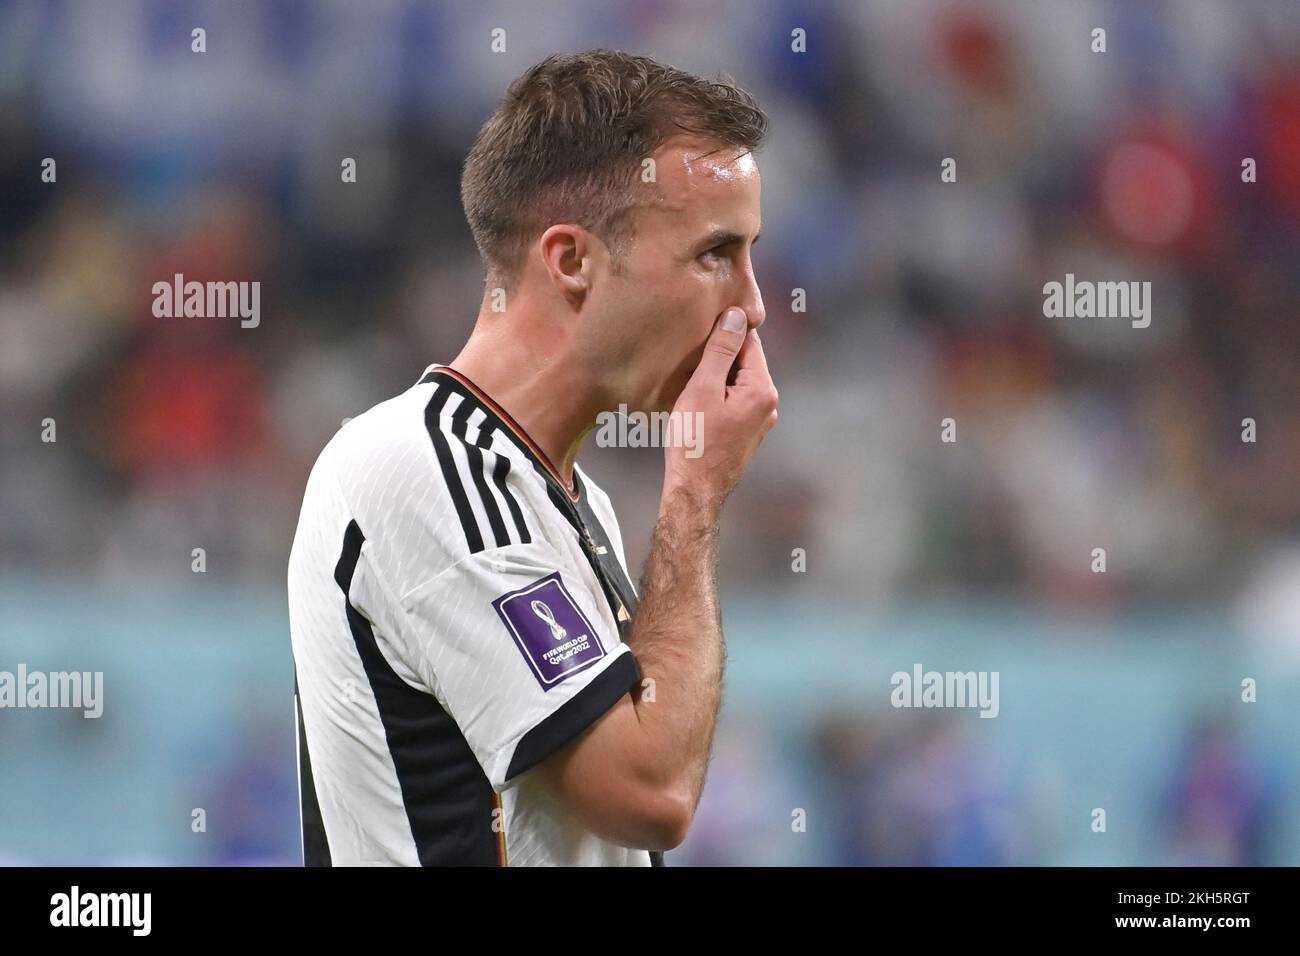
xmin=2 ymin=0 xmax=1299 ymax=865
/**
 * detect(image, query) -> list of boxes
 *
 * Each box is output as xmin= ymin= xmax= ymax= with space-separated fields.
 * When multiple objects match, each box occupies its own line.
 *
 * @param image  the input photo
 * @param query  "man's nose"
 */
xmin=733 ymin=259 xmax=765 ymax=331
xmin=743 ymin=277 xmax=766 ymax=331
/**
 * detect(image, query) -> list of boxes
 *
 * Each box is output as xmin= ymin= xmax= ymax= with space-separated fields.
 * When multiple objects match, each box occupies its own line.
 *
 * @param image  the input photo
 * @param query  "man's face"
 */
xmin=581 ymin=135 xmax=765 ymax=413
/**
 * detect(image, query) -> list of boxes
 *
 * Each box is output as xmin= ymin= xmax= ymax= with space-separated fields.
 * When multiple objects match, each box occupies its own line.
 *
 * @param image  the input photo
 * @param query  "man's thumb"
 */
xmin=693 ymin=308 xmax=749 ymax=384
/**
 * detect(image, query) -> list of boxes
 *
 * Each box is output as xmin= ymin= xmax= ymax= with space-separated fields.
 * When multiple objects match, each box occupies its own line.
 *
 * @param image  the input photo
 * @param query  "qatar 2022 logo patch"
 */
xmin=492 ymin=572 xmax=605 ymax=690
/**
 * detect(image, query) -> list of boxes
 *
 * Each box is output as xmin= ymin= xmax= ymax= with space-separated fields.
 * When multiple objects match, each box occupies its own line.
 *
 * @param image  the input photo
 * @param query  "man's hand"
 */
xmin=664 ymin=307 xmax=779 ymax=512
xmin=531 ymin=306 xmax=777 ymax=852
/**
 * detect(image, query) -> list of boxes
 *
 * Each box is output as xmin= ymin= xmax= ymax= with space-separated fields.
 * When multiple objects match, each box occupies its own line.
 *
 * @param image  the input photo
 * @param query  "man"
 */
xmin=287 ymin=48 xmax=776 ymax=866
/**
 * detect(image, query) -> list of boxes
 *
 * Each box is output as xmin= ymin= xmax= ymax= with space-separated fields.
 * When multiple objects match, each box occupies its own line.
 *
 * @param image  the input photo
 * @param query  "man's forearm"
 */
xmin=625 ymin=485 xmax=726 ymax=810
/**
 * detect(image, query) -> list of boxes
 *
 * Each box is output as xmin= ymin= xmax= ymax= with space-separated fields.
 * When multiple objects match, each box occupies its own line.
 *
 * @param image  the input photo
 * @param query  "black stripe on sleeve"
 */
xmin=449 ymin=399 xmax=511 ymax=550
xmin=504 ymin=650 xmax=642 ymax=783
xmin=333 ymin=519 xmax=502 ymax=866
xmin=295 ymin=679 xmax=332 ymax=867
xmin=425 ymin=385 xmax=485 ymax=554
xmin=480 ymin=424 xmax=531 ymax=545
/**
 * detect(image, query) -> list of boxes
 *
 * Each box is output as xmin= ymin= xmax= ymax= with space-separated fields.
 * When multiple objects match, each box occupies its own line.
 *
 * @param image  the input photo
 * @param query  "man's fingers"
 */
xmin=731 ymin=330 xmax=778 ymax=418
xmin=733 ymin=327 xmax=772 ymax=381
xmin=731 ymin=366 xmax=769 ymax=387
xmin=692 ymin=308 xmax=749 ymax=388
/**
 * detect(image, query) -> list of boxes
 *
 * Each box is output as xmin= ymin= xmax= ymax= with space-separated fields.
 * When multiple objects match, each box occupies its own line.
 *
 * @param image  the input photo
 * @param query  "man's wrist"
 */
xmin=658 ymin=481 xmax=723 ymax=534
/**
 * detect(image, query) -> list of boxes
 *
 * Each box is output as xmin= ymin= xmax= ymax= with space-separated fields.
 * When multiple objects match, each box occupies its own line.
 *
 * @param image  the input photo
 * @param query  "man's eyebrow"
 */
xmin=691 ymin=228 xmax=762 ymax=254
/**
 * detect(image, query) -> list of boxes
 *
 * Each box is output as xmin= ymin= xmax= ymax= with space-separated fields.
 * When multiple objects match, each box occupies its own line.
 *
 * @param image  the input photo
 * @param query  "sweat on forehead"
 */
xmin=649 ymin=141 xmax=759 ymax=211
xmin=658 ymin=136 xmax=755 ymax=173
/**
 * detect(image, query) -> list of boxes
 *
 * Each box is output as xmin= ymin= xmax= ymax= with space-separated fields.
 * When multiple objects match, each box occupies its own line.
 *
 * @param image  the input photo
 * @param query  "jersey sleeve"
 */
xmin=401 ymin=538 xmax=642 ymax=793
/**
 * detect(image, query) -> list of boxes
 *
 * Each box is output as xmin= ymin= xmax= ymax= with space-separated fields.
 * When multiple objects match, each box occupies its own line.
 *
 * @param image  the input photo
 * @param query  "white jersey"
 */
xmin=287 ymin=364 xmax=659 ymax=867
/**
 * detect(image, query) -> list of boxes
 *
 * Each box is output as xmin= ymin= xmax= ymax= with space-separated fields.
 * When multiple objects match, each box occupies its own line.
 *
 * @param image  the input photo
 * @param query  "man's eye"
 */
xmin=699 ymin=248 xmax=724 ymax=263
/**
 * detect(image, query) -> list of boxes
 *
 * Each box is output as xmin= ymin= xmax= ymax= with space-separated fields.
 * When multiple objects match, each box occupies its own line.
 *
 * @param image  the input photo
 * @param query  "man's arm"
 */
xmin=533 ymin=307 xmax=778 ymax=851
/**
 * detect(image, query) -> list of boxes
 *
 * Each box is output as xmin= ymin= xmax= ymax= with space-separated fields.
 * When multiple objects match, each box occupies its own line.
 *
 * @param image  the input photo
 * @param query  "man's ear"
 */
xmin=538 ymin=224 xmax=594 ymax=304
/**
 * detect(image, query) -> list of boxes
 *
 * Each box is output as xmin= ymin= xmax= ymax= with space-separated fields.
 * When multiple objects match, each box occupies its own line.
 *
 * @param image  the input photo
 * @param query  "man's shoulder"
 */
xmin=316 ymin=373 xmax=558 ymax=582
xmin=301 ymin=378 xmax=457 ymax=562
xmin=329 ymin=379 xmax=431 ymax=464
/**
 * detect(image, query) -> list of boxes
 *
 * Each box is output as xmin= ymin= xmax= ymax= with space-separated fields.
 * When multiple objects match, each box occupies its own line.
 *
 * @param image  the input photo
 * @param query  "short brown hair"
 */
xmin=461 ymin=49 xmax=768 ymax=290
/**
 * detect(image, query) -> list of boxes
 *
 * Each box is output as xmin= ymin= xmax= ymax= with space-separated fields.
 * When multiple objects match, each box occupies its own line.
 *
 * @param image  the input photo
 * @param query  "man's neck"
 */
xmin=446 ymin=314 xmax=598 ymax=491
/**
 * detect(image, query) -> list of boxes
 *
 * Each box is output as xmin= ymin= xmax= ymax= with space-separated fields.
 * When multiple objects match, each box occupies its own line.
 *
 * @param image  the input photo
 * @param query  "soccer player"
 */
xmin=288 ymin=49 xmax=776 ymax=866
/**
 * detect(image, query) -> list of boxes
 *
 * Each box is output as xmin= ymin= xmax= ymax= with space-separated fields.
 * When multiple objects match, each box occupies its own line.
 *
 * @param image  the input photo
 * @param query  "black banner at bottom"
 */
xmin=0 ymin=865 xmax=1282 ymax=940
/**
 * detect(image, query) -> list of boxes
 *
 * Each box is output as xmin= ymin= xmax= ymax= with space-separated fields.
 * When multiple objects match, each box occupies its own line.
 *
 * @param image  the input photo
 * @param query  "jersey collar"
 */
xmin=419 ymin=364 xmax=580 ymax=502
